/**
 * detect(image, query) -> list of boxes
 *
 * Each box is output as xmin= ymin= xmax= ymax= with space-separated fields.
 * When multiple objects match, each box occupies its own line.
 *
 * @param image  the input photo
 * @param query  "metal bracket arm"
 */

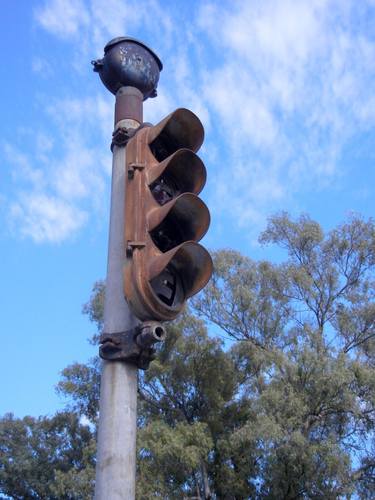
xmin=126 ymin=240 xmax=146 ymax=257
xmin=127 ymin=162 xmax=145 ymax=179
xmin=99 ymin=321 xmax=166 ymax=370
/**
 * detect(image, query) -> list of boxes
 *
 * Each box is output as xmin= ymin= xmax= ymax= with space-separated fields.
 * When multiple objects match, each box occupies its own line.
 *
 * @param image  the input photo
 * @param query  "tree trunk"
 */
xmin=201 ymin=462 xmax=212 ymax=499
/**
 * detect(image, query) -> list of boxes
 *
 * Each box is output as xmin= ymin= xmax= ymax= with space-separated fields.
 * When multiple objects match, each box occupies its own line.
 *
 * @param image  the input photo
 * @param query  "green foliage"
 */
xmin=138 ymin=420 xmax=213 ymax=498
xmin=56 ymin=357 xmax=100 ymax=423
xmin=0 ymin=412 xmax=95 ymax=499
xmin=136 ymin=312 xmax=254 ymax=498
xmin=82 ymin=280 xmax=105 ymax=344
xmin=193 ymin=213 xmax=375 ymax=497
xmin=1 ymin=213 xmax=375 ymax=498
xmin=193 ymin=249 xmax=290 ymax=347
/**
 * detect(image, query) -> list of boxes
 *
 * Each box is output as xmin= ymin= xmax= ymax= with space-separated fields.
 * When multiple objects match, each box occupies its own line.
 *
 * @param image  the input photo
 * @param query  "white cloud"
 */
xmin=144 ymin=89 xmax=175 ymax=125
xmin=35 ymin=0 xmax=174 ymax=58
xmin=35 ymin=0 xmax=90 ymax=39
xmin=31 ymin=57 xmax=53 ymax=77
xmin=4 ymin=93 xmax=110 ymax=243
xmin=23 ymin=0 xmax=375 ymax=243
xmin=4 ymin=144 xmax=46 ymax=189
xmin=194 ymin=0 xmax=375 ymax=231
xmin=53 ymin=146 xmax=96 ymax=200
xmin=10 ymin=194 xmax=88 ymax=243
xmin=36 ymin=133 xmax=54 ymax=154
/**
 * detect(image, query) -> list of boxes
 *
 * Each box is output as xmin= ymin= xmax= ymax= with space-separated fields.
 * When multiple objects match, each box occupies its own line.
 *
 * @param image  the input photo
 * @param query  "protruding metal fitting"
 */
xmin=91 ymin=58 xmax=104 ymax=72
xmin=99 ymin=321 xmax=166 ymax=369
xmin=136 ymin=321 xmax=166 ymax=349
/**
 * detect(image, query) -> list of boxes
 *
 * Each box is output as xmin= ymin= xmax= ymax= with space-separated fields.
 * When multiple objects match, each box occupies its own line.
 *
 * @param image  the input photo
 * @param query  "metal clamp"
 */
xmin=99 ymin=321 xmax=166 ymax=370
xmin=111 ymin=126 xmax=137 ymax=149
xmin=111 ymin=121 xmax=152 ymax=151
xmin=126 ymin=240 xmax=146 ymax=257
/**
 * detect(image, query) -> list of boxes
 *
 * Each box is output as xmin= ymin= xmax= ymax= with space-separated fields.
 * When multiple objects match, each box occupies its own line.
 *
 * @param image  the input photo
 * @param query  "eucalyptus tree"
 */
xmin=1 ymin=213 xmax=374 ymax=499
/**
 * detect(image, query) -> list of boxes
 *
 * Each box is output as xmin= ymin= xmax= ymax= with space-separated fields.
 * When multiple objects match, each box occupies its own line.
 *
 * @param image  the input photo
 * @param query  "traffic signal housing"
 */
xmin=124 ymin=108 xmax=212 ymax=321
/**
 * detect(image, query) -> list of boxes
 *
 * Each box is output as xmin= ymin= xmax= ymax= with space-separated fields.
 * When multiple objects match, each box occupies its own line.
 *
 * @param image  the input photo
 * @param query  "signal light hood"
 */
xmin=149 ymin=241 xmax=213 ymax=300
xmin=147 ymin=149 xmax=206 ymax=196
xmin=148 ymin=193 xmax=210 ymax=245
xmin=148 ymin=108 xmax=204 ymax=158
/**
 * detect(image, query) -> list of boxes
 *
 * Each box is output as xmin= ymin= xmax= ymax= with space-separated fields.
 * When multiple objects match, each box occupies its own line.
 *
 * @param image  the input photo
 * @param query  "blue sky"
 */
xmin=1 ymin=0 xmax=375 ymax=417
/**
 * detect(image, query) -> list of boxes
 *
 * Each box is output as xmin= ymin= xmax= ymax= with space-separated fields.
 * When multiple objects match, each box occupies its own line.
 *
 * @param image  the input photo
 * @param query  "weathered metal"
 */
xmin=110 ymin=86 xmax=143 ymax=150
xmin=95 ymin=140 xmax=138 ymax=500
xmin=99 ymin=321 xmax=166 ymax=370
xmin=92 ymin=37 xmax=162 ymax=100
xmin=93 ymin=37 xmax=164 ymax=500
xmin=114 ymin=86 xmax=143 ymax=126
xmin=136 ymin=320 xmax=166 ymax=346
xmin=123 ymin=108 xmax=213 ymax=321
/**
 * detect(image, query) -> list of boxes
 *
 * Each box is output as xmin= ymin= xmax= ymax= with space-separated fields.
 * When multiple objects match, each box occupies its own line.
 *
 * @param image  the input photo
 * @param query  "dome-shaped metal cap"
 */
xmin=104 ymin=37 xmax=162 ymax=69
xmin=92 ymin=37 xmax=163 ymax=100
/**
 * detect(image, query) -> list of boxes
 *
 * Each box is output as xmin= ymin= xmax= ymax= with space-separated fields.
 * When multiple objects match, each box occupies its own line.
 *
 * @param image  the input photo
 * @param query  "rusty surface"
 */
xmin=111 ymin=127 xmax=136 ymax=149
xmin=123 ymin=108 xmax=213 ymax=321
xmin=147 ymin=149 xmax=206 ymax=194
xmin=115 ymin=86 xmax=143 ymax=125
xmin=111 ymin=123 xmax=150 ymax=151
xmin=136 ymin=321 xmax=166 ymax=348
xmin=99 ymin=321 xmax=165 ymax=370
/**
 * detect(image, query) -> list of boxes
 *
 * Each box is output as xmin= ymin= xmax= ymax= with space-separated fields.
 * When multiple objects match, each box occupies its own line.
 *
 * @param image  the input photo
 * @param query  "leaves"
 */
xmin=193 ymin=250 xmax=290 ymax=348
xmin=2 ymin=212 xmax=375 ymax=498
xmin=137 ymin=420 xmax=213 ymax=498
xmin=56 ymin=358 xmax=100 ymax=423
xmin=0 ymin=412 xmax=95 ymax=499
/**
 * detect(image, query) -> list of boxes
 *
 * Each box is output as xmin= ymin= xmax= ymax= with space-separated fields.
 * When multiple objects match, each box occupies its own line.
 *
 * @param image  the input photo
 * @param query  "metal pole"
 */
xmin=94 ymin=88 xmax=143 ymax=500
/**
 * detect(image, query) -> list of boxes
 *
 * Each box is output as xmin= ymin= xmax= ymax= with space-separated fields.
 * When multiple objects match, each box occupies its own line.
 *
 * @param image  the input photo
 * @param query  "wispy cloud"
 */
xmin=35 ymin=0 xmax=90 ymax=39
xmin=10 ymin=193 xmax=88 ymax=243
xmin=195 ymin=0 xmax=375 ymax=228
xmin=31 ymin=57 xmax=53 ymax=77
xmin=4 ymin=95 xmax=111 ymax=243
xmin=11 ymin=0 xmax=375 ymax=243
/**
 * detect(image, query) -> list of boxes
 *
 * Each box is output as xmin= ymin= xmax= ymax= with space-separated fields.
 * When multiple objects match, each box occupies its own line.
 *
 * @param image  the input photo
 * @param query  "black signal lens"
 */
xmin=149 ymin=265 xmax=184 ymax=307
xmin=149 ymin=173 xmax=180 ymax=206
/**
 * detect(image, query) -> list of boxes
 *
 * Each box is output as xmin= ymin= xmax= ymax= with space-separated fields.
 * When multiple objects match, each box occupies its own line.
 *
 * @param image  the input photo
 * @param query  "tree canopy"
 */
xmin=1 ymin=213 xmax=375 ymax=498
xmin=0 ymin=412 xmax=95 ymax=499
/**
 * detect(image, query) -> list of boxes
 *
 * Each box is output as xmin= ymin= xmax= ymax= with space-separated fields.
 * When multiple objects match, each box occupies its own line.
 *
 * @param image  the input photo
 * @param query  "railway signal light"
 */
xmin=124 ymin=108 xmax=212 ymax=321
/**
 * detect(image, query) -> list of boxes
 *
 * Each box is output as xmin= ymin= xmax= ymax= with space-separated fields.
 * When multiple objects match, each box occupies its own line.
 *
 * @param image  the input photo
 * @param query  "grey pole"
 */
xmin=94 ymin=136 xmax=138 ymax=499
xmin=92 ymin=38 xmax=162 ymax=499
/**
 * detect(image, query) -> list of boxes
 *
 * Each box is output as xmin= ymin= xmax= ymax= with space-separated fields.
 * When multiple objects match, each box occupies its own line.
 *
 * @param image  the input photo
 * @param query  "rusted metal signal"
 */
xmin=124 ymin=108 xmax=213 ymax=321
